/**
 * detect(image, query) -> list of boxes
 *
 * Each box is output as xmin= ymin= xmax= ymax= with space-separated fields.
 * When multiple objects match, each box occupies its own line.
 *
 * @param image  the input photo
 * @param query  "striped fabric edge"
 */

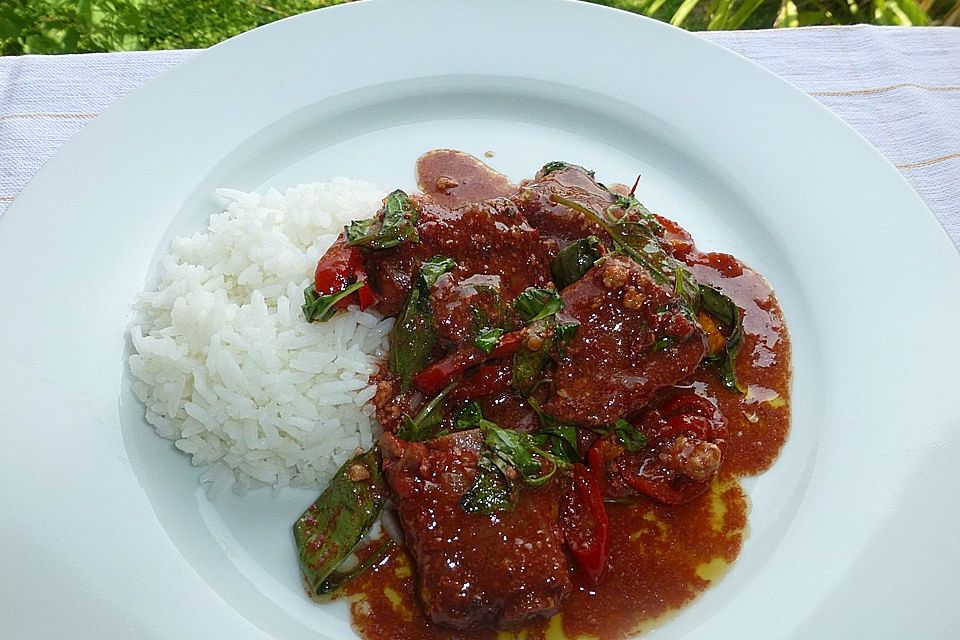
xmin=0 ymin=112 xmax=99 ymax=122
xmin=895 ymin=152 xmax=960 ymax=170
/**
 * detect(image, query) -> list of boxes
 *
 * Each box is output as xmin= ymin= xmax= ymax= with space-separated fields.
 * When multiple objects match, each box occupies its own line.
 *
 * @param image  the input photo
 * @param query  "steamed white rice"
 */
xmin=128 ymin=178 xmax=392 ymax=492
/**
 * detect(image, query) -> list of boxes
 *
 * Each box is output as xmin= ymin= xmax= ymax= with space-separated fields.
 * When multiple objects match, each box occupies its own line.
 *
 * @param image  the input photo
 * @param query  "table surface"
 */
xmin=1 ymin=24 xmax=958 ymax=248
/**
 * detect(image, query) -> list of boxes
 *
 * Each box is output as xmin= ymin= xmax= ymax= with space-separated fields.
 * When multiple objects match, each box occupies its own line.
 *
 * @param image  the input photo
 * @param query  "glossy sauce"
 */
xmin=341 ymin=150 xmax=791 ymax=639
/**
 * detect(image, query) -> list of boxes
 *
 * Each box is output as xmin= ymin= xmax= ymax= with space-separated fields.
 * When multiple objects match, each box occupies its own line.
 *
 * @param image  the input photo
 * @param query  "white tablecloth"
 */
xmin=1 ymin=24 xmax=958 ymax=246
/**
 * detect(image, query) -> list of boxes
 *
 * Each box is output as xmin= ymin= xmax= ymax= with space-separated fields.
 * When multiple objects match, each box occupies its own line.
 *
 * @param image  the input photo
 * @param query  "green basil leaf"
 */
xmin=473 ymin=327 xmax=504 ymax=354
xmin=613 ymin=192 xmax=656 ymax=220
xmin=555 ymin=318 xmax=580 ymax=359
xmin=551 ymin=236 xmax=602 ymax=290
xmin=532 ymin=425 xmax=580 ymax=464
xmin=650 ymin=336 xmax=675 ymax=352
xmin=511 ymin=330 xmax=552 ymax=397
xmin=344 ymin=218 xmax=375 ymax=244
xmin=698 ymin=283 xmax=747 ymax=394
xmin=484 ymin=425 xmax=540 ymax=478
xmin=293 ymin=447 xmax=389 ymax=595
xmin=346 ymin=190 xmax=420 ymax=250
xmin=549 ymin=194 xmax=700 ymax=315
xmin=315 ymin=537 xmax=396 ymax=595
xmin=460 ymin=455 xmax=515 ymax=514
xmin=527 ymin=397 xmax=580 ymax=463
xmin=482 ymin=421 xmax=568 ymax=485
xmin=539 ymin=161 xmax=570 ymax=177
xmin=612 ymin=418 xmax=647 ymax=452
xmin=454 ymin=400 xmax=484 ymax=430
xmin=420 ymin=255 xmax=456 ymax=288
xmin=388 ymin=256 xmax=456 ymax=390
xmin=395 ymin=381 xmax=456 ymax=442
xmin=460 ymin=412 xmax=573 ymax=515
xmin=389 ymin=299 xmax=437 ymax=391
xmin=514 ymin=287 xmax=563 ymax=324
xmin=302 ymin=281 xmax=365 ymax=323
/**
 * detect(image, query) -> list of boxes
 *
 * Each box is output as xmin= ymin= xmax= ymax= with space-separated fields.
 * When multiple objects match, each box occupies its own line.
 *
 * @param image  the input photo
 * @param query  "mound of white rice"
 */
xmin=128 ymin=178 xmax=393 ymax=492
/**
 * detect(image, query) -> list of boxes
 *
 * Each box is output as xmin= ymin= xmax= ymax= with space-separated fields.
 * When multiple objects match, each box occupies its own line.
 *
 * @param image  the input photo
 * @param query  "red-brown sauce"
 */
xmin=340 ymin=150 xmax=790 ymax=639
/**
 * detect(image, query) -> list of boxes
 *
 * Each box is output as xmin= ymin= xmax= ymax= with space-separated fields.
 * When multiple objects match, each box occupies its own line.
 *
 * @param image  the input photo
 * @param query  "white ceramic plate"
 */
xmin=1 ymin=1 xmax=958 ymax=638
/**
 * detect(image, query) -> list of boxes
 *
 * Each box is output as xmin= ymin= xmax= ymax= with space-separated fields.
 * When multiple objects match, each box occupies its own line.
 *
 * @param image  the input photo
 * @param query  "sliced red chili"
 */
xmin=412 ymin=330 xmax=524 ymax=396
xmin=356 ymin=273 xmax=377 ymax=310
xmin=488 ymin=330 xmax=524 ymax=358
xmin=412 ymin=348 xmax=484 ymax=396
xmin=314 ymin=235 xmax=376 ymax=311
xmin=561 ymin=461 xmax=609 ymax=585
xmin=641 ymin=392 xmax=725 ymax=442
xmin=653 ymin=213 xmax=695 ymax=259
xmin=685 ymin=251 xmax=744 ymax=278
xmin=620 ymin=460 xmax=710 ymax=505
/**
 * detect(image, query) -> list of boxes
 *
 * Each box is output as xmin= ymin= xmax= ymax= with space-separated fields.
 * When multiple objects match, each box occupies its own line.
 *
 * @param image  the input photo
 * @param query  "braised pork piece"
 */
xmin=293 ymin=150 xmax=791 ymax=640
xmin=380 ymin=430 xmax=571 ymax=630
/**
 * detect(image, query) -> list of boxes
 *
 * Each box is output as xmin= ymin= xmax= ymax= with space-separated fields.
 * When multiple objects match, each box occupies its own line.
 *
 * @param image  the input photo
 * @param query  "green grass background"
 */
xmin=2 ymin=0 xmax=958 ymax=55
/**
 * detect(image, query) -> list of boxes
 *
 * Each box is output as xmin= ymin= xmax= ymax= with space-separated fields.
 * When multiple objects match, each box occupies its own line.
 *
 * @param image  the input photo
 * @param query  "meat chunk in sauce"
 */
xmin=364 ymin=197 xmax=552 ymax=323
xmin=544 ymin=256 xmax=707 ymax=425
xmin=431 ymin=272 xmax=511 ymax=345
xmin=380 ymin=430 xmax=572 ymax=630
xmin=514 ymin=163 xmax=612 ymax=253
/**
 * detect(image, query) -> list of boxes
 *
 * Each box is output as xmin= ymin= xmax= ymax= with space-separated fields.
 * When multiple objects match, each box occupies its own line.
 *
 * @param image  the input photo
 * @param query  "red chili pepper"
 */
xmin=489 ymin=330 xmax=524 ymax=358
xmin=685 ymin=251 xmax=744 ymax=278
xmin=617 ymin=392 xmax=726 ymax=505
xmin=561 ymin=456 xmax=609 ymax=585
xmin=412 ymin=348 xmax=484 ymax=396
xmin=653 ymin=213 xmax=695 ymax=258
xmin=356 ymin=273 xmax=377 ymax=309
xmin=314 ymin=235 xmax=376 ymax=311
xmin=640 ymin=392 xmax=725 ymax=442
xmin=411 ymin=330 xmax=524 ymax=396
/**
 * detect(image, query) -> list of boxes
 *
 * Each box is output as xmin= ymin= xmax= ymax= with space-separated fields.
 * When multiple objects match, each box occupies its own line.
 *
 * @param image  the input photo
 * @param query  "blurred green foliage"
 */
xmin=1 ymin=0 xmax=957 ymax=55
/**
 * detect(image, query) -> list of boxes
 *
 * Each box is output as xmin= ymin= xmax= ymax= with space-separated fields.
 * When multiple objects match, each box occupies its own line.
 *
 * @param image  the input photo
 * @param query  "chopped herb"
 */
xmin=549 ymin=194 xmax=698 ymax=310
xmin=673 ymin=267 xmax=685 ymax=297
xmin=650 ymin=336 xmax=675 ymax=352
xmin=395 ymin=381 xmax=456 ymax=442
xmin=539 ymin=161 xmax=570 ymax=176
xmin=511 ymin=325 xmax=553 ymax=396
xmin=549 ymin=193 xmax=747 ymax=395
xmin=459 ymin=408 xmax=572 ymax=514
xmin=555 ymin=317 xmax=580 ymax=359
xmin=473 ymin=327 xmax=504 ymax=354
xmin=460 ymin=456 xmax=515 ymax=514
xmin=315 ymin=537 xmax=396 ymax=594
xmin=537 ymin=161 xmax=596 ymax=180
xmin=611 ymin=418 xmax=647 ymax=452
xmin=389 ymin=256 xmax=456 ymax=390
xmin=346 ymin=189 xmax=419 ymax=250
xmin=293 ymin=447 xmax=389 ymax=595
xmin=302 ymin=280 xmax=365 ymax=323
xmin=420 ymin=256 xmax=456 ymax=287
xmin=698 ymin=283 xmax=747 ymax=394
xmin=481 ymin=421 xmax=570 ymax=488
xmin=613 ymin=192 xmax=655 ymax=219
xmin=527 ymin=397 xmax=580 ymax=464
xmin=514 ymin=287 xmax=563 ymax=324
xmin=595 ymin=418 xmax=647 ymax=453
xmin=454 ymin=400 xmax=484 ymax=430
xmin=551 ymin=236 xmax=602 ymax=290
xmin=532 ymin=425 xmax=580 ymax=464
xmin=511 ymin=292 xmax=574 ymax=394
